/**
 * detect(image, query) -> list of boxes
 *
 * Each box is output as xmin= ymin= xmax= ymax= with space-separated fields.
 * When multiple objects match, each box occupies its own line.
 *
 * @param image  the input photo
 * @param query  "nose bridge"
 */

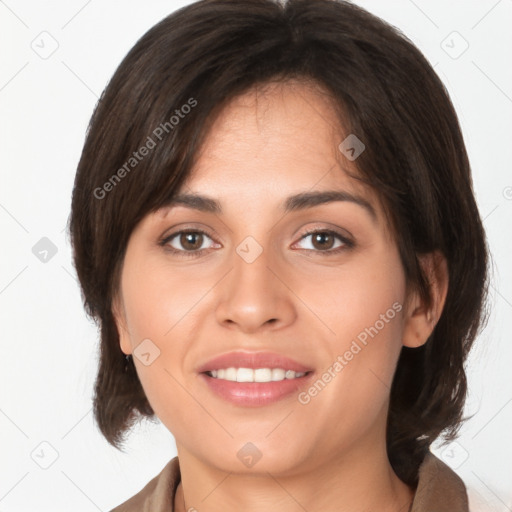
xmin=234 ymin=236 xmax=272 ymax=292
xmin=215 ymin=234 xmax=295 ymax=331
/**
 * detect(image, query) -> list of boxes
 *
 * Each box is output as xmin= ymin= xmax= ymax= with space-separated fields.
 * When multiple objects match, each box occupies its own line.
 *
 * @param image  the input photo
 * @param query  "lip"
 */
xmin=196 ymin=351 xmax=313 ymax=373
xmin=199 ymin=371 xmax=314 ymax=407
xmin=196 ymin=351 xmax=315 ymax=407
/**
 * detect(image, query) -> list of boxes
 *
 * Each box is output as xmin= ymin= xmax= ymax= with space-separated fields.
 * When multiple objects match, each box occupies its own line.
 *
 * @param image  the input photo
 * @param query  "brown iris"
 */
xmin=180 ymin=232 xmax=204 ymax=251
xmin=310 ymin=232 xmax=335 ymax=251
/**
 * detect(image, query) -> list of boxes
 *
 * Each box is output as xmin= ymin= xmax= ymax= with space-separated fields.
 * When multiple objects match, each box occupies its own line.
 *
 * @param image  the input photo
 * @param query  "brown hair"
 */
xmin=68 ymin=0 xmax=489 ymax=485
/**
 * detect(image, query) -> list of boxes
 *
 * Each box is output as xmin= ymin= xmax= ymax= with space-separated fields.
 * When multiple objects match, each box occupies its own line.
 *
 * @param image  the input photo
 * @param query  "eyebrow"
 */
xmin=165 ymin=190 xmax=377 ymax=221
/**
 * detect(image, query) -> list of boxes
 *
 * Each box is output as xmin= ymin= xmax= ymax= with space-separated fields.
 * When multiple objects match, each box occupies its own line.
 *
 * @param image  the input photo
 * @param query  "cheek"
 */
xmin=338 ymin=258 xmax=405 ymax=376
xmin=120 ymin=257 xmax=210 ymax=343
xmin=118 ymin=258 xmax=201 ymax=410
xmin=295 ymin=248 xmax=406 ymax=354
xmin=294 ymin=253 xmax=406 ymax=439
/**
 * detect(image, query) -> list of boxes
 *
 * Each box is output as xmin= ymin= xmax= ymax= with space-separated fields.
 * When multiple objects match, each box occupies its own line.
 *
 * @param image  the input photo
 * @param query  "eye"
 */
xmin=293 ymin=229 xmax=354 ymax=254
xmin=161 ymin=229 xmax=219 ymax=257
xmin=160 ymin=227 xmax=354 ymax=258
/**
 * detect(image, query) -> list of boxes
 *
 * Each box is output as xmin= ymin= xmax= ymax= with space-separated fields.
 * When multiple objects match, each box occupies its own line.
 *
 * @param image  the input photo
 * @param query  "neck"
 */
xmin=173 ymin=440 xmax=415 ymax=512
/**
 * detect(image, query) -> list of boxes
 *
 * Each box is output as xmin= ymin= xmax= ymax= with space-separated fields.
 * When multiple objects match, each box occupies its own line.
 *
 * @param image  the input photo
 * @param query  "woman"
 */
xmin=69 ymin=0 xmax=489 ymax=510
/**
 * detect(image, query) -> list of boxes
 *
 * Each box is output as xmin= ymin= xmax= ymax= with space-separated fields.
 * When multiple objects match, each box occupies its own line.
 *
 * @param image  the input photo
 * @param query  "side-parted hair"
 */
xmin=68 ymin=0 xmax=489 ymax=485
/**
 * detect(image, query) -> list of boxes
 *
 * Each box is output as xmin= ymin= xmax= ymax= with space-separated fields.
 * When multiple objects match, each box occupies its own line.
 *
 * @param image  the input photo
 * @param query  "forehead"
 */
xmin=185 ymin=80 xmax=373 ymax=198
xmin=195 ymin=79 xmax=344 ymax=171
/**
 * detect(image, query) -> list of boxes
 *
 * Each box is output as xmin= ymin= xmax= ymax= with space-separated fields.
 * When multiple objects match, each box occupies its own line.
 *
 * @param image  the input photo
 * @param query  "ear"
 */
xmin=402 ymin=250 xmax=449 ymax=348
xmin=112 ymin=293 xmax=133 ymax=356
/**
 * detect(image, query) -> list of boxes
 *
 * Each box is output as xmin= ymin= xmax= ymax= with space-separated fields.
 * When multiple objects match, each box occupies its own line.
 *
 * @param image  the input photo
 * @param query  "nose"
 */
xmin=215 ymin=241 xmax=297 ymax=334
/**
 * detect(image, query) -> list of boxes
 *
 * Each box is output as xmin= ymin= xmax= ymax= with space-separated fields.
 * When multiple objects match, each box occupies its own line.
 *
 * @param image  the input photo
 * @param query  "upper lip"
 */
xmin=196 ymin=351 xmax=313 ymax=373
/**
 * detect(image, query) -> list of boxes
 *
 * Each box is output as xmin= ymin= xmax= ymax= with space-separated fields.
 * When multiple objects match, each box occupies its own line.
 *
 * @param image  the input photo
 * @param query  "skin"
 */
xmin=114 ymin=79 xmax=448 ymax=512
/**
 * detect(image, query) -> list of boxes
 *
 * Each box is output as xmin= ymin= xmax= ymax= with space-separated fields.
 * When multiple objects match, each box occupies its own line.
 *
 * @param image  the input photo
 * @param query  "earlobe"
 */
xmin=112 ymin=294 xmax=133 ymax=356
xmin=402 ymin=251 xmax=449 ymax=348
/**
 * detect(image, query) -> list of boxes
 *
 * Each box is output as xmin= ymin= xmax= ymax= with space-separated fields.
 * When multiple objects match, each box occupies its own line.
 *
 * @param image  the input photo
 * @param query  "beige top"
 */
xmin=110 ymin=452 xmax=469 ymax=511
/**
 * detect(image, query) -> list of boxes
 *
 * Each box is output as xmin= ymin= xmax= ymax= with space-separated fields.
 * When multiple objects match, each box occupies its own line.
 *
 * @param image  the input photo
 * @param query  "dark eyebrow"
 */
xmin=283 ymin=190 xmax=376 ymax=220
xmin=165 ymin=190 xmax=376 ymax=221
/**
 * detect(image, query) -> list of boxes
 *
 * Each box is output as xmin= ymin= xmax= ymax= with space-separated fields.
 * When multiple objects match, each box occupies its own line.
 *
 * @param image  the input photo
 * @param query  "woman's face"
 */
xmin=115 ymin=80 xmax=412 ymax=475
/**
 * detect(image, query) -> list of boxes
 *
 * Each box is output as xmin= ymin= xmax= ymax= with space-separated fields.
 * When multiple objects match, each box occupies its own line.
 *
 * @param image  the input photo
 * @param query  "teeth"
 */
xmin=272 ymin=368 xmax=285 ymax=381
xmin=207 ymin=367 xmax=306 ymax=382
xmin=237 ymin=368 xmax=254 ymax=382
xmin=226 ymin=367 xmax=237 ymax=381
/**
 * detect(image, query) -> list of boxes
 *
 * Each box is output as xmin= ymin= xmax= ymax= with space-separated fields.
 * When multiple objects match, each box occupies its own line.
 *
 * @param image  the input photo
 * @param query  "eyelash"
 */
xmin=159 ymin=227 xmax=354 ymax=258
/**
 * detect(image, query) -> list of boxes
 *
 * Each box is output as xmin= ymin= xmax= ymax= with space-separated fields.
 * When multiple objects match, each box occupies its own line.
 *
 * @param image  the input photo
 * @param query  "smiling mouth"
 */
xmin=204 ymin=367 xmax=312 ymax=382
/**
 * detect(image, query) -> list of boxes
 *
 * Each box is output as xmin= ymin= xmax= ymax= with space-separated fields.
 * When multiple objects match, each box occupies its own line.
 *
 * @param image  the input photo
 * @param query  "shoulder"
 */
xmin=411 ymin=451 xmax=469 ymax=512
xmin=109 ymin=456 xmax=181 ymax=512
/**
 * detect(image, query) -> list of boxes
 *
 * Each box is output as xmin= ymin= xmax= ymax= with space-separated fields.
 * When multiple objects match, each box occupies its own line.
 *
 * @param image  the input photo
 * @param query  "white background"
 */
xmin=1 ymin=0 xmax=511 ymax=510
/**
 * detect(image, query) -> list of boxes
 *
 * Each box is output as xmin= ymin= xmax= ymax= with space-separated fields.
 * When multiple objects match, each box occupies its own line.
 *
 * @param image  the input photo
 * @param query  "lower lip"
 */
xmin=199 ymin=372 xmax=314 ymax=407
